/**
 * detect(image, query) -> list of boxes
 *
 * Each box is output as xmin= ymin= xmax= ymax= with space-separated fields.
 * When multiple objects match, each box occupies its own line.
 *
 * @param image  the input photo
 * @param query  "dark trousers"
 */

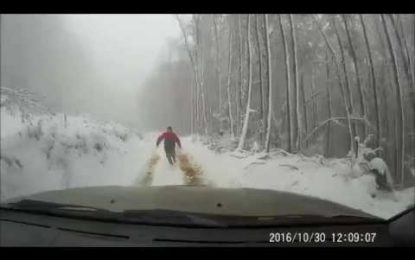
xmin=164 ymin=144 xmax=176 ymax=165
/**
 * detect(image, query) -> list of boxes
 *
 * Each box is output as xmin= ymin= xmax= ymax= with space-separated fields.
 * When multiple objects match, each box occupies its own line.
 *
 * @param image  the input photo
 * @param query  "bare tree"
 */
xmin=392 ymin=16 xmax=415 ymax=170
xmin=176 ymin=15 xmax=200 ymax=135
xmin=342 ymin=14 xmax=366 ymax=139
xmin=359 ymin=14 xmax=381 ymax=148
xmin=325 ymin=52 xmax=332 ymax=157
xmin=390 ymin=15 xmax=414 ymax=167
xmin=310 ymin=67 xmax=317 ymax=130
xmin=236 ymin=15 xmax=244 ymax=136
xmin=332 ymin=15 xmax=358 ymax=157
xmin=277 ymin=14 xmax=292 ymax=152
xmin=391 ymin=16 xmax=415 ymax=171
xmin=412 ymin=14 xmax=415 ymax=90
xmin=300 ymin=73 xmax=309 ymax=148
xmin=381 ymin=14 xmax=405 ymax=186
xmin=264 ymin=14 xmax=273 ymax=153
xmin=254 ymin=14 xmax=265 ymax=145
xmin=394 ymin=15 xmax=411 ymax=67
xmin=312 ymin=15 xmax=355 ymax=158
xmin=213 ymin=15 xmax=223 ymax=130
xmin=226 ymin=27 xmax=235 ymax=138
xmin=194 ymin=15 xmax=209 ymax=135
xmin=237 ymin=14 xmax=253 ymax=151
xmin=288 ymin=15 xmax=302 ymax=151
xmin=389 ymin=15 xmax=412 ymax=87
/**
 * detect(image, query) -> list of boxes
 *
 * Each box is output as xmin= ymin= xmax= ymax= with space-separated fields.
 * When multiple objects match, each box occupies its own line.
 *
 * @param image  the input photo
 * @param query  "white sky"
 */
xmin=1 ymin=14 xmax=189 ymax=128
xmin=63 ymin=14 xmax=182 ymax=91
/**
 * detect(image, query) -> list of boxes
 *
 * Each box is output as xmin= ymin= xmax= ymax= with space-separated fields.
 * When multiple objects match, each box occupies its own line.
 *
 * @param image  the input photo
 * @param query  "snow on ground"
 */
xmin=1 ymin=106 xmax=414 ymax=219
xmin=177 ymin=137 xmax=414 ymax=219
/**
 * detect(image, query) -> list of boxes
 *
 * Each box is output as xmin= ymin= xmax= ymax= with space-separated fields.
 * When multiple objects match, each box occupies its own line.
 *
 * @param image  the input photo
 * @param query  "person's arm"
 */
xmin=156 ymin=133 xmax=165 ymax=147
xmin=174 ymin=134 xmax=182 ymax=149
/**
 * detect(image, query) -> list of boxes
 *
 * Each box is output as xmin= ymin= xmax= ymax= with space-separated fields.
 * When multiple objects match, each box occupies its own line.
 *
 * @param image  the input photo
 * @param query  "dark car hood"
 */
xmin=3 ymin=185 xmax=379 ymax=219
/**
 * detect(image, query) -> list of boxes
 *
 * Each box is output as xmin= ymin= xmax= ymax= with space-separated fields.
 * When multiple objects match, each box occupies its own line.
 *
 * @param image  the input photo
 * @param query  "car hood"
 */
xmin=4 ymin=185 xmax=379 ymax=219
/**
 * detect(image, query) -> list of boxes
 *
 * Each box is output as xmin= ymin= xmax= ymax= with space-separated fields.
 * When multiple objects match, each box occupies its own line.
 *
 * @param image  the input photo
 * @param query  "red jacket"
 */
xmin=156 ymin=131 xmax=181 ymax=148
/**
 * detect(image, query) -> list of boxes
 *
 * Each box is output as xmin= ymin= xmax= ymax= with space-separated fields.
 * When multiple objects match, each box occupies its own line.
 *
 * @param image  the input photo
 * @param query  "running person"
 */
xmin=156 ymin=126 xmax=182 ymax=165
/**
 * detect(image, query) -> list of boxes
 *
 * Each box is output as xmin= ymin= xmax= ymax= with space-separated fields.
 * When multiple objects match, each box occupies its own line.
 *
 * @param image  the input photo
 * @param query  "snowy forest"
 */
xmin=138 ymin=14 xmax=415 ymax=188
xmin=1 ymin=14 xmax=415 ymax=219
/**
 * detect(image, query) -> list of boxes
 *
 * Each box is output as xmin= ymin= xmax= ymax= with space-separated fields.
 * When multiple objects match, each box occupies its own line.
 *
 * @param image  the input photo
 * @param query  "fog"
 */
xmin=1 ymin=14 xmax=181 ymax=129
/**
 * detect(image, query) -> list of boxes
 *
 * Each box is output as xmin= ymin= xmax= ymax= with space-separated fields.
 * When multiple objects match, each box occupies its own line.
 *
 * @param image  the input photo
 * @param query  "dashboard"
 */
xmin=1 ymin=207 xmax=414 ymax=247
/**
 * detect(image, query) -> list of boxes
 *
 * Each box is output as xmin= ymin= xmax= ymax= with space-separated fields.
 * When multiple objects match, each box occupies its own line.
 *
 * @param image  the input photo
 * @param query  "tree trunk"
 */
xmin=412 ymin=14 xmax=415 ymax=90
xmin=311 ymin=67 xmax=318 ymax=129
xmin=342 ymin=14 xmax=366 ymax=139
xmin=381 ymin=14 xmax=406 ymax=186
xmin=413 ymin=14 xmax=415 ymax=85
xmin=176 ymin=15 xmax=200 ymax=135
xmin=200 ymin=70 xmax=208 ymax=136
xmin=213 ymin=15 xmax=223 ymax=131
xmin=332 ymin=15 xmax=358 ymax=158
xmin=195 ymin=75 xmax=200 ymax=133
xmin=300 ymin=73 xmax=308 ymax=148
xmin=313 ymin=15 xmax=355 ymax=158
xmin=226 ymin=29 xmax=235 ymax=138
xmin=254 ymin=15 xmax=264 ymax=145
xmin=393 ymin=16 xmax=415 ymax=171
xmin=190 ymin=79 xmax=194 ymax=135
xmin=389 ymin=15 xmax=412 ymax=87
xmin=392 ymin=15 xmax=415 ymax=171
xmin=237 ymin=15 xmax=253 ymax=151
xmin=325 ymin=53 xmax=332 ymax=158
xmin=359 ymin=14 xmax=381 ymax=148
xmin=237 ymin=15 xmax=243 ymax=136
xmin=289 ymin=14 xmax=302 ymax=152
xmin=195 ymin=15 xmax=204 ymax=134
xmin=398 ymin=15 xmax=415 ymax=89
xmin=394 ymin=15 xmax=411 ymax=68
xmin=391 ymin=16 xmax=415 ymax=169
xmin=264 ymin=14 xmax=273 ymax=153
xmin=195 ymin=15 xmax=208 ymax=135
xmin=278 ymin=14 xmax=292 ymax=153
xmin=411 ymin=15 xmax=415 ymax=175
xmin=242 ymin=15 xmax=250 ymax=106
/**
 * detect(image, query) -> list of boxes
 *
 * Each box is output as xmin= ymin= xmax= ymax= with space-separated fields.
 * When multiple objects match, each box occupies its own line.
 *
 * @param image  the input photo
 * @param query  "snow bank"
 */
xmin=1 ymin=106 xmax=147 ymax=201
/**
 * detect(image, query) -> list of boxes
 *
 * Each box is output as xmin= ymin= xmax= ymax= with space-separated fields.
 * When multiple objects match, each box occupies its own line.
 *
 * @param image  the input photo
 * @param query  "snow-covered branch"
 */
xmin=303 ymin=117 xmax=374 ymax=144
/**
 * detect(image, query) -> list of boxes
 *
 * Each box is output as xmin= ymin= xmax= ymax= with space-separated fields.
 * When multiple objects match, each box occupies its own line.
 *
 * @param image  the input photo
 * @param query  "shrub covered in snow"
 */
xmin=1 ymin=90 xmax=147 ymax=201
xmin=1 ymin=87 xmax=49 ymax=121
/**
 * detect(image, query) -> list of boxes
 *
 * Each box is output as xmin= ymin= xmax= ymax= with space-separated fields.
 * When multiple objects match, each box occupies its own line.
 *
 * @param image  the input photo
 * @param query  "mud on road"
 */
xmin=135 ymin=153 xmax=160 ymax=186
xmin=136 ymin=151 xmax=205 ymax=186
xmin=177 ymin=153 xmax=204 ymax=186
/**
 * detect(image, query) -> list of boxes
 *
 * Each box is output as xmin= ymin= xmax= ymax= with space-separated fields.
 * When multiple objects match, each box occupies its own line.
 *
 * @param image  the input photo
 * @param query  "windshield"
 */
xmin=1 ymin=14 xmax=414 ymax=222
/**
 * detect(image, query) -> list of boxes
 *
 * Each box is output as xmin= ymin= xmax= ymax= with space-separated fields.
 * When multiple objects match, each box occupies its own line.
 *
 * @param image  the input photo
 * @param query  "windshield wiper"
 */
xmin=122 ymin=209 xmax=229 ymax=227
xmin=1 ymin=201 xmax=228 ymax=227
xmin=1 ymin=200 xmax=382 ymax=227
xmin=1 ymin=199 xmax=111 ymax=215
